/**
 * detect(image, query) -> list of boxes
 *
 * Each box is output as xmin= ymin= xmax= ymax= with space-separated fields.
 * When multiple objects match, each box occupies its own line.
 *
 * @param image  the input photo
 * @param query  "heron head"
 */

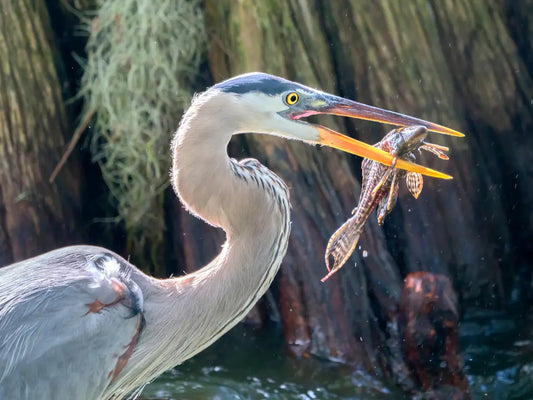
xmin=214 ymin=73 xmax=463 ymax=179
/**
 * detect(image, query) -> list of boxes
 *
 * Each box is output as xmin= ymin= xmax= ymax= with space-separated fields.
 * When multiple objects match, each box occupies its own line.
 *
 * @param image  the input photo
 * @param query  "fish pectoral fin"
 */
xmin=420 ymin=142 xmax=449 ymax=160
xmin=322 ymin=218 xmax=362 ymax=282
xmin=371 ymin=167 xmax=393 ymax=197
xmin=376 ymin=197 xmax=388 ymax=226
xmin=386 ymin=172 xmax=398 ymax=212
xmin=406 ymin=172 xmax=424 ymax=199
xmin=375 ymin=179 xmax=399 ymax=226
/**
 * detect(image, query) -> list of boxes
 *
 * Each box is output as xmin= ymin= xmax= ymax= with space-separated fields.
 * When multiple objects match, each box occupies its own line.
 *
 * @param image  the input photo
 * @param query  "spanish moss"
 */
xmin=78 ymin=0 xmax=206 ymax=269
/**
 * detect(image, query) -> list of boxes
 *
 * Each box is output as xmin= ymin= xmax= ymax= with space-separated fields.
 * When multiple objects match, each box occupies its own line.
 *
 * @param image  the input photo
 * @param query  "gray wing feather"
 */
xmin=0 ymin=246 xmax=144 ymax=400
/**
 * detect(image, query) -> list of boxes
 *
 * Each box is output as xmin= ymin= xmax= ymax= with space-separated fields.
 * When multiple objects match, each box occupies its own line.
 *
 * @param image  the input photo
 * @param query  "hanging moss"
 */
xmin=77 ymin=0 xmax=206 ymax=270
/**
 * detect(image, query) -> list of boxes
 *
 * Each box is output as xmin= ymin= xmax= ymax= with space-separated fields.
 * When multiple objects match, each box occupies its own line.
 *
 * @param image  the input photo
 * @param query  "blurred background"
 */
xmin=0 ymin=1 xmax=531 ymax=399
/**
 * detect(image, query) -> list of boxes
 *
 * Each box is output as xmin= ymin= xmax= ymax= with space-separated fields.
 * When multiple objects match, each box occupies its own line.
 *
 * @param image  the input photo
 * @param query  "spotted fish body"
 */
xmin=322 ymin=125 xmax=449 ymax=281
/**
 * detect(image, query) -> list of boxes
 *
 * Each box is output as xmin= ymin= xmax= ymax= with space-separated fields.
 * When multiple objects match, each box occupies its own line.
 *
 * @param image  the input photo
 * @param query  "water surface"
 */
xmin=142 ymin=310 xmax=533 ymax=399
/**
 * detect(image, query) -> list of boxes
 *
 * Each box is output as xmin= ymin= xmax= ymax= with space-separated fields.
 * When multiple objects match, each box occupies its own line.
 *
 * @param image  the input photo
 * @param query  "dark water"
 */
xmin=142 ymin=309 xmax=533 ymax=400
xmin=460 ymin=309 xmax=533 ymax=400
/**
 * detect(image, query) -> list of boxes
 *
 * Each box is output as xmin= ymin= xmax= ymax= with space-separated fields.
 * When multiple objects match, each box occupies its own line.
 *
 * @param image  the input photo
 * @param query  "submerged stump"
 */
xmin=399 ymin=272 xmax=470 ymax=399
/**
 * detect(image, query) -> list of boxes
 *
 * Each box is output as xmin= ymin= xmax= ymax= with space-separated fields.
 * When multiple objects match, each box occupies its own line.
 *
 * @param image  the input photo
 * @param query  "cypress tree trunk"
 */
xmin=201 ymin=0 xmax=532 ymax=392
xmin=0 ymin=0 xmax=529 ymax=396
xmin=0 ymin=0 xmax=82 ymax=265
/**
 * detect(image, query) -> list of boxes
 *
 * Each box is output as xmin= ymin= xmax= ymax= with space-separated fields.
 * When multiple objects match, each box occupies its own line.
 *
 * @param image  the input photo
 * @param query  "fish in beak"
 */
xmin=287 ymin=93 xmax=463 ymax=180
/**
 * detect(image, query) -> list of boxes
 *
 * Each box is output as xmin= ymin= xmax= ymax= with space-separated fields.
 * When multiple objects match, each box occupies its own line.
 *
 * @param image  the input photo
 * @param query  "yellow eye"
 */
xmin=285 ymin=92 xmax=299 ymax=105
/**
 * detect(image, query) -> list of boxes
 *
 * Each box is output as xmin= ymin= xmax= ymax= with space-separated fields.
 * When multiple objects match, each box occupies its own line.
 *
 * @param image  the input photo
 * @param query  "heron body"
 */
xmin=0 ymin=248 xmax=144 ymax=398
xmin=0 ymin=73 xmax=462 ymax=399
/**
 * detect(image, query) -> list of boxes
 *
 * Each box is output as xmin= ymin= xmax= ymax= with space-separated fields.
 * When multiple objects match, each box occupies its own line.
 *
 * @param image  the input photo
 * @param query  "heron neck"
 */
xmin=166 ymin=89 xmax=291 ymax=351
xmin=171 ymin=91 xmax=252 ymax=231
xmin=114 ymin=91 xmax=291 ymax=392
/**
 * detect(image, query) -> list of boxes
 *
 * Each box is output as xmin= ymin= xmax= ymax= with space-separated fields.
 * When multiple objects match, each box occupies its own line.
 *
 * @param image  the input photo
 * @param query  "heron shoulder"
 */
xmin=1 ymin=245 xmax=143 ymax=316
xmin=0 ymin=246 xmax=145 ymax=398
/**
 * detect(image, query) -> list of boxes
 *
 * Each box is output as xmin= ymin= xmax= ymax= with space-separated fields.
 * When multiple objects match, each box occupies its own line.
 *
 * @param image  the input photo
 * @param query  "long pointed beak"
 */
xmin=291 ymin=94 xmax=463 ymax=179
xmin=315 ymin=95 xmax=464 ymax=137
xmin=315 ymin=125 xmax=452 ymax=179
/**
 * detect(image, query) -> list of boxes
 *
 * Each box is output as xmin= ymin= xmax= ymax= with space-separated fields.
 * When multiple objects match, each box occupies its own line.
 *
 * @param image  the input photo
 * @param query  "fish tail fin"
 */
xmin=322 ymin=218 xmax=363 ymax=282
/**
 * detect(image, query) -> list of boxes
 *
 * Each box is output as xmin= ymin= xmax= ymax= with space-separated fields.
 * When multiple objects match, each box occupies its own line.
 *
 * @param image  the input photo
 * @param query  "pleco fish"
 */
xmin=322 ymin=125 xmax=449 ymax=282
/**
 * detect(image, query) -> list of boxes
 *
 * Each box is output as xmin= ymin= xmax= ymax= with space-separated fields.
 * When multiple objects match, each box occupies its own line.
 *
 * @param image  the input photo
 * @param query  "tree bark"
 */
xmin=202 ymin=0 xmax=532 ymax=391
xmin=0 ymin=0 xmax=82 ymax=264
xmin=1 ymin=0 xmax=530 ymax=396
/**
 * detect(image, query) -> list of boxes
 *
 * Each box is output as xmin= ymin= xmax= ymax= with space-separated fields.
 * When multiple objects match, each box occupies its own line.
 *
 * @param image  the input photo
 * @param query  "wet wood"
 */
xmin=399 ymin=272 xmax=470 ymax=399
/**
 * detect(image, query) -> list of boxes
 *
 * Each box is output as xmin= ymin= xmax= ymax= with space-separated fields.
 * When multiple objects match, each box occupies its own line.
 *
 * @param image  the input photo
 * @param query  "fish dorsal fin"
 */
xmin=406 ymin=172 xmax=423 ymax=199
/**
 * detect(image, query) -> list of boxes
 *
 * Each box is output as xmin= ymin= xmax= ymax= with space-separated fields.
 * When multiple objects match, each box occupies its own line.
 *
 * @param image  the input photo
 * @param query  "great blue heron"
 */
xmin=0 ymin=73 xmax=462 ymax=399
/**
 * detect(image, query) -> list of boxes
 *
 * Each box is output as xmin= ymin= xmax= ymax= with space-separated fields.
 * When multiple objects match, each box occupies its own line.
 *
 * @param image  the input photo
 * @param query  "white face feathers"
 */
xmin=229 ymin=90 xmax=321 ymax=143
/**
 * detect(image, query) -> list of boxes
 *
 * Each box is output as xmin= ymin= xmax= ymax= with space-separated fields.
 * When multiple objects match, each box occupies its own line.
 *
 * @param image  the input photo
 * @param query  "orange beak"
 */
xmin=316 ymin=126 xmax=452 ymax=179
xmin=290 ymin=94 xmax=463 ymax=179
